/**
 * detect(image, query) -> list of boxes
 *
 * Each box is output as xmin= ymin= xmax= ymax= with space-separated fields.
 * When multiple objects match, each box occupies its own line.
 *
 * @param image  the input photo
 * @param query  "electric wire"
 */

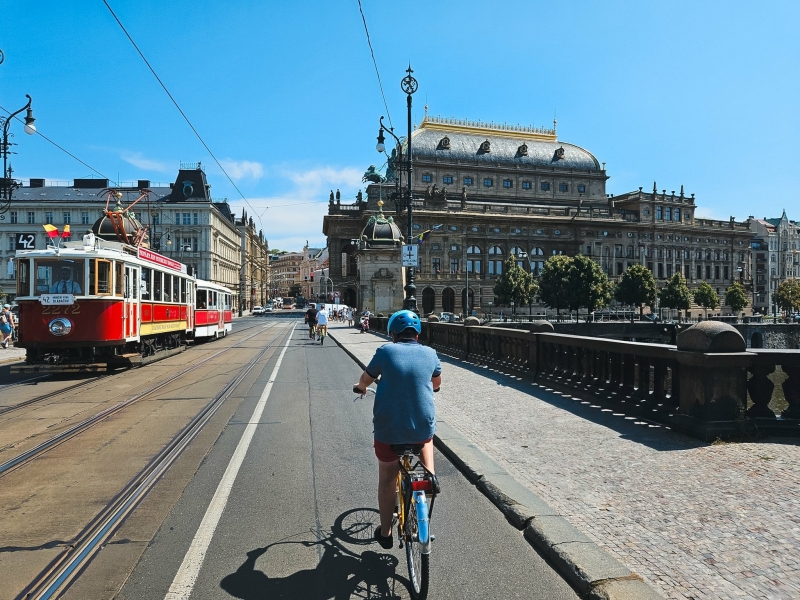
xmin=0 ymin=105 xmax=111 ymax=181
xmin=356 ymin=0 xmax=393 ymax=129
xmin=101 ymin=0 xmax=263 ymax=227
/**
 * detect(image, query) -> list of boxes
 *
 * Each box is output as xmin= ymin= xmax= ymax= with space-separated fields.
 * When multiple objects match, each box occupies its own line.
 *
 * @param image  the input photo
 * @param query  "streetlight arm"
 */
xmin=2 ymin=94 xmax=33 ymax=140
xmin=379 ymin=115 xmax=402 ymax=147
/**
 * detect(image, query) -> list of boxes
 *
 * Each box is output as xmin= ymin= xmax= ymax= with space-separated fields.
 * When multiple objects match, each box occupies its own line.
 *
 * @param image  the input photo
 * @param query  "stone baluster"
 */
xmin=652 ymin=361 xmax=668 ymax=410
xmin=781 ymin=365 xmax=800 ymax=419
xmin=609 ymin=352 xmax=623 ymax=397
xmin=636 ymin=356 xmax=652 ymax=406
xmin=746 ymin=365 xmax=776 ymax=418
xmin=621 ymin=353 xmax=636 ymax=398
xmin=580 ymin=347 xmax=594 ymax=388
xmin=571 ymin=346 xmax=584 ymax=383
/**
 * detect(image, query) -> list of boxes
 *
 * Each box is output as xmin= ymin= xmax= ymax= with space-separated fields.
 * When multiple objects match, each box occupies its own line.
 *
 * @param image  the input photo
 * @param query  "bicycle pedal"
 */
xmin=430 ymin=534 xmax=436 ymax=541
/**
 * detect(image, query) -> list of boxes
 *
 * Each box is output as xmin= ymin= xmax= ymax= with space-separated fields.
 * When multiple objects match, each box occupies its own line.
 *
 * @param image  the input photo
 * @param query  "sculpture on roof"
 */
xmin=357 ymin=189 xmax=363 ymax=203
xmin=362 ymin=165 xmax=384 ymax=184
xmin=461 ymin=186 xmax=467 ymax=210
xmin=385 ymin=149 xmax=398 ymax=182
xmin=329 ymin=190 xmax=334 ymax=203
xmin=336 ymin=189 xmax=341 ymax=201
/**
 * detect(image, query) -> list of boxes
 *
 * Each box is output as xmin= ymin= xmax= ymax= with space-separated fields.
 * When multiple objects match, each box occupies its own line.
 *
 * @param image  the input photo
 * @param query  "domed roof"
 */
xmin=360 ymin=201 xmax=402 ymax=248
xmin=410 ymin=116 xmax=600 ymax=171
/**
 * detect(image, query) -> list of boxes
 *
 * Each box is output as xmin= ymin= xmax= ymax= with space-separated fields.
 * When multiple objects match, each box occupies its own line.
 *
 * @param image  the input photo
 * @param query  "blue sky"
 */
xmin=2 ymin=1 xmax=798 ymax=251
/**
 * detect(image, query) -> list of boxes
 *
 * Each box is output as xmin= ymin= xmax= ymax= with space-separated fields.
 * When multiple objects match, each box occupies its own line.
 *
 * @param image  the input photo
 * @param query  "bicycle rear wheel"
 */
xmin=404 ymin=494 xmax=429 ymax=599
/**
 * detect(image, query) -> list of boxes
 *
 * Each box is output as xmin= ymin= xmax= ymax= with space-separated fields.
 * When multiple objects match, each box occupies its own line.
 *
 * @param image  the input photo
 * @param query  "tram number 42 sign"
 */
xmin=15 ymin=233 xmax=36 ymax=250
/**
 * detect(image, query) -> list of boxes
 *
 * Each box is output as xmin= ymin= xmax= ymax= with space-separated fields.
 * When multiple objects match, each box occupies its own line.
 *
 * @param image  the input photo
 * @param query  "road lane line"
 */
xmin=164 ymin=324 xmax=295 ymax=600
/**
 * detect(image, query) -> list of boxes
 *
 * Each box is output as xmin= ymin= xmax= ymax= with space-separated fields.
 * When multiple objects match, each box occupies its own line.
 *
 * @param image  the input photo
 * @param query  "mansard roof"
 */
xmin=409 ymin=116 xmax=601 ymax=171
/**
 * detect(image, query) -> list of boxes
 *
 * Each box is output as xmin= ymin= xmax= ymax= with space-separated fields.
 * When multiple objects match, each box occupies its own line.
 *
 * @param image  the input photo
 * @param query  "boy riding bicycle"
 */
xmin=315 ymin=308 xmax=328 ymax=339
xmin=353 ymin=310 xmax=442 ymax=549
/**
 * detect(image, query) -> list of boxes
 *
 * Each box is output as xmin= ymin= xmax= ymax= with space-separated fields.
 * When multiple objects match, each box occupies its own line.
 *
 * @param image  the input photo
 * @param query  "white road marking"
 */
xmin=164 ymin=324 xmax=295 ymax=600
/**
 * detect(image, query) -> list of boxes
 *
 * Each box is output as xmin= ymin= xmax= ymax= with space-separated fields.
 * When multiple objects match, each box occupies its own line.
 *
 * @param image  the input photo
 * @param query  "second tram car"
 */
xmin=12 ymin=237 xmax=234 ymax=372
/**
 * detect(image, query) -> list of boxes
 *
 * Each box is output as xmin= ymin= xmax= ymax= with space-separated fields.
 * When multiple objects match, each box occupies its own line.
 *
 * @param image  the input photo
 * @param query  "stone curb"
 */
xmin=329 ymin=328 xmax=663 ymax=599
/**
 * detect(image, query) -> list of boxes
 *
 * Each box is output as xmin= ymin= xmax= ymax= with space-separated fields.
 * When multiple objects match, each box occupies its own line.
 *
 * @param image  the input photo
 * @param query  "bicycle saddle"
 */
xmin=391 ymin=444 xmax=424 ymax=456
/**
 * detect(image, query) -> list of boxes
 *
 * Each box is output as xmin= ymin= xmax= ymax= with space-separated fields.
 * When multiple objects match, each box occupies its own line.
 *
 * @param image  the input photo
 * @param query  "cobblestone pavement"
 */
xmin=329 ymin=323 xmax=800 ymax=600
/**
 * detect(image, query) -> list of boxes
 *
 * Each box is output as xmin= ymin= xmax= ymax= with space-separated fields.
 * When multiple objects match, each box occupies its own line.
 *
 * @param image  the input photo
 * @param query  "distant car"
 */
xmin=264 ymin=306 xmax=273 ymax=313
xmin=252 ymin=306 xmax=265 ymax=316
xmin=440 ymin=312 xmax=461 ymax=323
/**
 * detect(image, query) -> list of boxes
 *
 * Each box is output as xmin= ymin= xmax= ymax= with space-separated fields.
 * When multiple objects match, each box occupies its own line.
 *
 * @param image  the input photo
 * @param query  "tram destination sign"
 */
xmin=137 ymin=247 xmax=187 ymax=273
xmin=40 ymin=294 xmax=75 ymax=305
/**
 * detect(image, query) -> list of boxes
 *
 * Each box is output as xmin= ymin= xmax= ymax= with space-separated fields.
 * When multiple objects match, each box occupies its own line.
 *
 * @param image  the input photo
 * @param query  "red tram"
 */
xmin=12 ymin=238 xmax=234 ymax=373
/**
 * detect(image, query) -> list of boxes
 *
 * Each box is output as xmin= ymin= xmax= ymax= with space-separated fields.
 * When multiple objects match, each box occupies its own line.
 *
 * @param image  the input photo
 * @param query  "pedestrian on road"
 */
xmin=353 ymin=309 xmax=442 ymax=549
xmin=0 ymin=304 xmax=14 ymax=348
xmin=346 ymin=307 xmax=353 ymax=327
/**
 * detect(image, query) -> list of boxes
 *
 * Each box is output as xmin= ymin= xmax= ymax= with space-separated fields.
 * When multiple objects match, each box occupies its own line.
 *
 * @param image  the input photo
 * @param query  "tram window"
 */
xmin=90 ymin=259 xmax=112 ymax=295
xmin=173 ymin=276 xmax=180 ymax=302
xmin=164 ymin=274 xmax=173 ymax=302
xmin=141 ymin=267 xmax=151 ymax=300
xmin=34 ymin=259 xmax=84 ymax=296
xmin=132 ymin=268 xmax=138 ymax=299
xmin=154 ymin=272 xmax=163 ymax=301
xmin=115 ymin=262 xmax=124 ymax=296
xmin=196 ymin=289 xmax=207 ymax=309
xmin=17 ymin=259 xmax=31 ymax=296
xmin=180 ymin=278 xmax=186 ymax=303
xmin=211 ymin=291 xmax=217 ymax=308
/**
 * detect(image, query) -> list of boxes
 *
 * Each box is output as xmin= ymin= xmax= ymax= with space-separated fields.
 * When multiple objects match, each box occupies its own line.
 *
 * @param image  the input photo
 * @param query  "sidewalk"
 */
xmin=328 ymin=322 xmax=800 ymax=600
xmin=0 ymin=343 xmax=26 ymax=365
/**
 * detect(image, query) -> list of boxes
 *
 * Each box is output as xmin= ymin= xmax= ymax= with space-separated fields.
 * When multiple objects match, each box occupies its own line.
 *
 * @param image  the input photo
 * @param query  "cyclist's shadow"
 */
xmin=220 ymin=508 xmax=406 ymax=600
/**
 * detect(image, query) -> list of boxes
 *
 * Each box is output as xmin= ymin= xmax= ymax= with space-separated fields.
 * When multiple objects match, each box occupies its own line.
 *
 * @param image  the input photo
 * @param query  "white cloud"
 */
xmin=694 ymin=206 xmax=720 ymax=220
xmin=120 ymin=152 xmax=172 ymax=173
xmin=229 ymin=165 xmax=363 ymax=251
xmin=220 ymin=159 xmax=264 ymax=181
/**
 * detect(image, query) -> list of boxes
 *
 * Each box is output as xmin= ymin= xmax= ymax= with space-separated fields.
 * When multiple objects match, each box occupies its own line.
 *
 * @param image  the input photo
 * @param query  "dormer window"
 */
xmin=518 ymin=143 xmax=528 ymax=156
xmin=439 ymin=136 xmax=450 ymax=150
xmin=479 ymin=140 xmax=491 ymax=153
xmin=554 ymin=147 xmax=565 ymax=160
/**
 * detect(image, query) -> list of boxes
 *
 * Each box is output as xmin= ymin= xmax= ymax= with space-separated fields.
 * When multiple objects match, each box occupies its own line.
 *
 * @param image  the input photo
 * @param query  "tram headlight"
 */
xmin=49 ymin=318 xmax=72 ymax=336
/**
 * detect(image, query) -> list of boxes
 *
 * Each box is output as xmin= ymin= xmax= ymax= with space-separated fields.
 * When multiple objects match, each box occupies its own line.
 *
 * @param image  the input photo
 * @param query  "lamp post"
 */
xmin=377 ymin=66 xmax=418 ymax=313
xmin=1 ymin=94 xmax=36 ymax=214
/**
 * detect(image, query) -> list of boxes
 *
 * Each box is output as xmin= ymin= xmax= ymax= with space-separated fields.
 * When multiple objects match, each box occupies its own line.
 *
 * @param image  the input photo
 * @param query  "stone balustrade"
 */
xmin=367 ymin=316 xmax=800 ymax=441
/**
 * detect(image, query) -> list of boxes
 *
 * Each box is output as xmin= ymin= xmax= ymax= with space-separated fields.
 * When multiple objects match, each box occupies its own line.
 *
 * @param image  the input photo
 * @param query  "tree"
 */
xmin=539 ymin=255 xmax=612 ymax=321
xmin=774 ymin=278 xmax=800 ymax=315
xmin=493 ymin=255 xmax=538 ymax=314
xmin=659 ymin=273 xmax=693 ymax=317
xmin=614 ymin=264 xmax=657 ymax=321
xmin=567 ymin=254 xmax=612 ymax=320
xmin=725 ymin=281 xmax=749 ymax=314
xmin=693 ymin=281 xmax=719 ymax=318
xmin=538 ymin=255 xmax=572 ymax=317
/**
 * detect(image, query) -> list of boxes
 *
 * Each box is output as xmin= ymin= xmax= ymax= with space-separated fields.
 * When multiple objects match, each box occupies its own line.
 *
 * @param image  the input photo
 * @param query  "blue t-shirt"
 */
xmin=365 ymin=340 xmax=442 ymax=444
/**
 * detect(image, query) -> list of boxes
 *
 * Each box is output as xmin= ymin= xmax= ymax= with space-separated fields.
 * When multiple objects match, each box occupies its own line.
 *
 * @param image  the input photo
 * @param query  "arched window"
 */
xmin=488 ymin=246 xmax=503 ymax=275
xmin=510 ymin=246 xmax=526 ymax=268
xmin=488 ymin=246 xmax=503 ymax=255
xmin=530 ymin=247 xmax=544 ymax=256
xmin=467 ymin=245 xmax=481 ymax=254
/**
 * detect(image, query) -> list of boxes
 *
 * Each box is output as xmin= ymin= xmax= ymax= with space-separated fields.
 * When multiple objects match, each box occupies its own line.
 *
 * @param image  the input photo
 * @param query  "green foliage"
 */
xmin=614 ymin=264 xmax=657 ymax=317
xmin=659 ymin=273 xmax=693 ymax=311
xmin=774 ymin=278 xmax=800 ymax=313
xmin=693 ymin=281 xmax=720 ymax=313
xmin=539 ymin=255 xmax=612 ymax=317
xmin=538 ymin=255 xmax=572 ymax=314
xmin=493 ymin=255 xmax=538 ymax=308
xmin=725 ymin=282 xmax=749 ymax=313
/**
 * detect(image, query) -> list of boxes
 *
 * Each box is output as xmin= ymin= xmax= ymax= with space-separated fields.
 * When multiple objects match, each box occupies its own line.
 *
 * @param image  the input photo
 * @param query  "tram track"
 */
xmin=0 ymin=320 xmax=270 ymax=420
xmin=17 ymin=323 xmax=294 ymax=600
xmin=0 ymin=322 xmax=279 ymax=478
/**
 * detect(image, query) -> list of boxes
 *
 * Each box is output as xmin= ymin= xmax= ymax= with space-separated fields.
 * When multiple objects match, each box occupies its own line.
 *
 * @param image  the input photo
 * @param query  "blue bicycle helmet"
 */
xmin=387 ymin=309 xmax=422 ymax=335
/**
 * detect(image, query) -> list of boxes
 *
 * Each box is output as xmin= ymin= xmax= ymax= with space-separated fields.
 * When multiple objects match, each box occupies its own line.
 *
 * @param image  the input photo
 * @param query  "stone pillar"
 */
xmin=673 ymin=322 xmax=750 ymax=438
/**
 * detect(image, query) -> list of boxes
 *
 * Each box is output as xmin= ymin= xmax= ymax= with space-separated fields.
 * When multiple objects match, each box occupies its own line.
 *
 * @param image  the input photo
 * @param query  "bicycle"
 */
xmin=392 ymin=443 xmax=438 ymax=599
xmin=317 ymin=325 xmax=327 ymax=344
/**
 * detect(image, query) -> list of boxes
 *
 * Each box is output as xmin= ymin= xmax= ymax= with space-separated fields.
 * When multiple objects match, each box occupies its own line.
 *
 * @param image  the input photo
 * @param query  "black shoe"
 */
xmin=374 ymin=528 xmax=393 ymax=550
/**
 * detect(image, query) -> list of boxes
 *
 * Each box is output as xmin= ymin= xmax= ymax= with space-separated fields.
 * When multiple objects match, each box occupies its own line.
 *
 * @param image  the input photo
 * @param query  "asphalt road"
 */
xmin=116 ymin=321 xmax=578 ymax=599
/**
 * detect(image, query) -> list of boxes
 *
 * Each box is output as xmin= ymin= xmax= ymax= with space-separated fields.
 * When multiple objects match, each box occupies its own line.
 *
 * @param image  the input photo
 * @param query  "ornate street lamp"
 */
xmin=376 ymin=65 xmax=418 ymax=313
xmin=1 ymin=94 xmax=37 ymax=214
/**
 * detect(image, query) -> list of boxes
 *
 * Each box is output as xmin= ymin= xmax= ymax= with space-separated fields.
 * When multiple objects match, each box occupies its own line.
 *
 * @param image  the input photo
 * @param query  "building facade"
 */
xmin=270 ymin=251 xmax=303 ymax=299
xmin=236 ymin=209 xmax=270 ymax=311
xmin=323 ymin=116 xmax=755 ymax=316
xmin=748 ymin=211 xmax=800 ymax=315
xmin=1 ymin=165 xmax=264 ymax=313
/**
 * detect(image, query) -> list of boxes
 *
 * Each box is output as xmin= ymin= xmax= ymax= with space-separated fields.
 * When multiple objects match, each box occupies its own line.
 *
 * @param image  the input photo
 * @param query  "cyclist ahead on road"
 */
xmin=353 ymin=309 xmax=442 ymax=549
xmin=304 ymin=305 xmax=318 ymax=339
xmin=315 ymin=308 xmax=328 ymax=338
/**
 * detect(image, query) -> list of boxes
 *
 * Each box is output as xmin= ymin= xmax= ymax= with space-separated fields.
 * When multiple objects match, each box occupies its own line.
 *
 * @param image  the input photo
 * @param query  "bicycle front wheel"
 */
xmin=404 ymin=495 xmax=430 ymax=599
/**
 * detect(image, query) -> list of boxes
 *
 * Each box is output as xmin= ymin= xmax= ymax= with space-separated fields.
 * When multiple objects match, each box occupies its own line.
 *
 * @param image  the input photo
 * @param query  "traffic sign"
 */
xmin=402 ymin=244 xmax=418 ymax=267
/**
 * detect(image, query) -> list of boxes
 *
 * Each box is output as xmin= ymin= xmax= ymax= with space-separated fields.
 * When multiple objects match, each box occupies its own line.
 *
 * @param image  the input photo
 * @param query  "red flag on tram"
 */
xmin=62 ymin=225 xmax=71 ymax=238
xmin=43 ymin=224 xmax=59 ymax=239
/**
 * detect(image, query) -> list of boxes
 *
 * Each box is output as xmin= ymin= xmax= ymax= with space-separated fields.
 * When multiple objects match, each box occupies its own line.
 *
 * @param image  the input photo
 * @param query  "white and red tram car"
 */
xmin=13 ymin=239 xmax=233 ymax=371
xmin=194 ymin=280 xmax=233 ymax=340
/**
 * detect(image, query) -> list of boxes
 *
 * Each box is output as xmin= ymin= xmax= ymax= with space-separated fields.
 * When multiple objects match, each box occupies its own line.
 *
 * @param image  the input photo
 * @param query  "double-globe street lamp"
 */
xmin=376 ymin=66 xmax=418 ymax=313
xmin=1 ymin=94 xmax=37 ymax=213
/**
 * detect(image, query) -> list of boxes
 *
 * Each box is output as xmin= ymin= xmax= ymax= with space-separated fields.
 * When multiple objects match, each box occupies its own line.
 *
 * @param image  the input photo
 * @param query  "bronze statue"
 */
xmin=362 ymin=165 xmax=384 ymax=184
xmin=329 ymin=190 xmax=334 ymax=203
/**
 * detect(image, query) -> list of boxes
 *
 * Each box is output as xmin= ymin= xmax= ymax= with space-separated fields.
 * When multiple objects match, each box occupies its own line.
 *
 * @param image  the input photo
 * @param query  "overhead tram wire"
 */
xmin=102 ymin=0 xmax=263 ymax=229
xmin=0 ymin=105 xmax=111 ymax=181
xmin=357 ymin=0 xmax=392 ymax=130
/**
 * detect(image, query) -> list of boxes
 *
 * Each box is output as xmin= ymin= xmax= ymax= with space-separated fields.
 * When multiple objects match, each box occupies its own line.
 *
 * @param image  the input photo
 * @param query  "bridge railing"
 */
xmin=366 ymin=318 xmax=800 ymax=440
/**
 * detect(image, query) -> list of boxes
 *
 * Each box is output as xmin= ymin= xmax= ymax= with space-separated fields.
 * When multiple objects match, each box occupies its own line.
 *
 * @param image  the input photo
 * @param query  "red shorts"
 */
xmin=374 ymin=438 xmax=432 ymax=463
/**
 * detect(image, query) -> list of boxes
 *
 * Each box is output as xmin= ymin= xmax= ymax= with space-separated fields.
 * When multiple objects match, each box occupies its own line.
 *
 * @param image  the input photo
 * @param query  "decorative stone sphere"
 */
xmin=463 ymin=316 xmax=480 ymax=326
xmin=426 ymin=315 xmax=440 ymax=322
xmin=676 ymin=321 xmax=745 ymax=353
